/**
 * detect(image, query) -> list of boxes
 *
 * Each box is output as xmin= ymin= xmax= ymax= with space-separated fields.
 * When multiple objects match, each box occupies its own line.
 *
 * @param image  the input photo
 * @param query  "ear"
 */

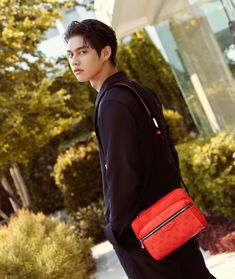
xmin=101 ymin=46 xmax=112 ymax=61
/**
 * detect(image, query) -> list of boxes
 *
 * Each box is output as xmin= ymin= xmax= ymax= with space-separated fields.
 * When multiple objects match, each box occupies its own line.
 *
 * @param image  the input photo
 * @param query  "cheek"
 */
xmin=91 ymin=56 xmax=103 ymax=70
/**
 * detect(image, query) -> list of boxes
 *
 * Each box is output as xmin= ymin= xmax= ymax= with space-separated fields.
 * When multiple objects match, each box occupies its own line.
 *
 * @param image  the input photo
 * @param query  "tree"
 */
xmin=0 ymin=0 xmax=93 ymax=214
xmin=21 ymin=60 xmax=97 ymax=214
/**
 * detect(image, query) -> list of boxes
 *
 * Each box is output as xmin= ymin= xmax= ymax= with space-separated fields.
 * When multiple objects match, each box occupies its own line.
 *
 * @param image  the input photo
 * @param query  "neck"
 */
xmin=90 ymin=63 xmax=117 ymax=92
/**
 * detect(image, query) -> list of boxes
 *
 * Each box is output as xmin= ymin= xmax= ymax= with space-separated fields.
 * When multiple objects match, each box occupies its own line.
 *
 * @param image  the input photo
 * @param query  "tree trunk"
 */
xmin=0 ymin=209 xmax=8 ymax=220
xmin=9 ymin=164 xmax=31 ymax=208
xmin=1 ymin=176 xmax=20 ymax=212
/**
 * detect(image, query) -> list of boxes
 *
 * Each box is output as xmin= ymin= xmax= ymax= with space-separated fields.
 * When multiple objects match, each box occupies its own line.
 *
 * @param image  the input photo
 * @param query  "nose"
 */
xmin=71 ymin=54 xmax=80 ymax=66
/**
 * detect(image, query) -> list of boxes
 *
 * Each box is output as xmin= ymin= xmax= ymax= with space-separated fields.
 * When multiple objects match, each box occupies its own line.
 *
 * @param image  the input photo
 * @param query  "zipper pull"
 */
xmin=153 ymin=117 xmax=162 ymax=135
xmin=152 ymin=117 xmax=159 ymax=128
xmin=140 ymin=240 xmax=145 ymax=249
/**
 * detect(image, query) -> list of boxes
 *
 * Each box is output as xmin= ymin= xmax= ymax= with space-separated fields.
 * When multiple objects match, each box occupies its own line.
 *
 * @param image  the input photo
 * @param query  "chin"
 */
xmin=75 ymin=75 xmax=89 ymax=82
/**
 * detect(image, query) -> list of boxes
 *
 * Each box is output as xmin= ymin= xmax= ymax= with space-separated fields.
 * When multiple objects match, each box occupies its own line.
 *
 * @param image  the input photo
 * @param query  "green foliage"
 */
xmin=116 ymin=29 xmax=195 ymax=131
xmin=69 ymin=199 xmax=106 ymax=245
xmin=0 ymin=209 xmax=95 ymax=279
xmin=177 ymin=131 xmax=235 ymax=219
xmin=0 ymin=0 xmax=72 ymax=94
xmin=52 ymin=136 xmax=102 ymax=213
xmin=0 ymin=0 xmax=80 ymax=175
xmin=0 ymin=80 xmax=82 ymax=174
xmin=0 ymin=1 xmax=96 ymax=214
xmin=163 ymin=109 xmax=188 ymax=144
xmin=50 ymin=57 xmax=96 ymax=117
xmin=21 ymin=116 xmax=97 ymax=214
xmin=21 ymin=138 xmax=65 ymax=214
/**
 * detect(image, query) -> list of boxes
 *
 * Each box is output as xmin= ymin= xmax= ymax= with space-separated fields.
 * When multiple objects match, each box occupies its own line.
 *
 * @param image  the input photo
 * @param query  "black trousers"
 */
xmin=113 ymin=238 xmax=217 ymax=279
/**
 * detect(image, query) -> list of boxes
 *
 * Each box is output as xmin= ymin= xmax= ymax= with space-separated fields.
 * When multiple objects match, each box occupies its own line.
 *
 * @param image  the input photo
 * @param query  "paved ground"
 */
xmin=91 ymin=241 xmax=235 ymax=279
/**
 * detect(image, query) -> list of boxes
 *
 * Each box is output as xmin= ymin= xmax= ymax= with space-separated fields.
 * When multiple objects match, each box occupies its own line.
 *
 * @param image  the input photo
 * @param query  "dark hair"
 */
xmin=64 ymin=19 xmax=117 ymax=66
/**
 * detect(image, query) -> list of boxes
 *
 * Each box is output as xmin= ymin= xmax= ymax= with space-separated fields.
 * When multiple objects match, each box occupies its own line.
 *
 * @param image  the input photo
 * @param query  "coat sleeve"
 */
xmin=98 ymin=99 xmax=141 ymax=247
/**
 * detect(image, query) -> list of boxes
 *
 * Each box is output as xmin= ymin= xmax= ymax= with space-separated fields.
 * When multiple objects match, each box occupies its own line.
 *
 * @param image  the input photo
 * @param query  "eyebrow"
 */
xmin=67 ymin=45 xmax=89 ymax=54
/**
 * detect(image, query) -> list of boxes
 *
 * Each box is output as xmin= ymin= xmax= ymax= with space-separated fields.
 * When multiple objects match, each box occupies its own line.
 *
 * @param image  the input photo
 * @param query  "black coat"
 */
xmin=94 ymin=71 xmax=215 ymax=279
xmin=95 ymin=71 xmax=181 ymax=247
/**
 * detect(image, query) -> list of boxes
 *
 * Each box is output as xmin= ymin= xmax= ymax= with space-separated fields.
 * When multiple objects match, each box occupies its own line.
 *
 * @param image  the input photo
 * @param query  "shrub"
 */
xmin=69 ymin=199 xmax=106 ymax=245
xmin=52 ymin=137 xmax=102 ymax=213
xmin=163 ymin=108 xmax=188 ymax=144
xmin=0 ymin=209 xmax=95 ymax=279
xmin=22 ymin=138 xmax=64 ymax=214
xmin=177 ymin=131 xmax=235 ymax=219
xmin=197 ymin=216 xmax=235 ymax=254
xmin=219 ymin=231 xmax=235 ymax=253
xmin=22 ymin=119 xmax=96 ymax=214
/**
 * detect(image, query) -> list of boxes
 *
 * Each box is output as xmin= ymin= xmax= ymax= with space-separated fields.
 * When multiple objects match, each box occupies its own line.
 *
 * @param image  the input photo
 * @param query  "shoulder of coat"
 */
xmin=102 ymin=85 xmax=141 ymax=107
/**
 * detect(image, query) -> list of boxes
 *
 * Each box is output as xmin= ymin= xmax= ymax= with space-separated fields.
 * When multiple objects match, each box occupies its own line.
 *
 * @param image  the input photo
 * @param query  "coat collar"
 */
xmin=95 ymin=71 xmax=128 ymax=108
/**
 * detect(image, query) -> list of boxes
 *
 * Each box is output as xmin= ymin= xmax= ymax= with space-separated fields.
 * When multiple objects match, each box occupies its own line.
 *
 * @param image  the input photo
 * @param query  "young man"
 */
xmin=65 ymin=19 xmax=216 ymax=279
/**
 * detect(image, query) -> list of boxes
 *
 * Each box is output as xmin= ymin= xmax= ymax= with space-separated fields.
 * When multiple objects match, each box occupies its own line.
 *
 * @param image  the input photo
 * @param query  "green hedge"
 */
xmin=21 ymin=116 xmax=96 ymax=215
xmin=52 ymin=137 xmax=102 ymax=213
xmin=163 ymin=108 xmax=188 ymax=144
xmin=177 ymin=131 xmax=235 ymax=219
xmin=22 ymin=138 xmax=64 ymax=214
xmin=0 ymin=209 xmax=95 ymax=279
xmin=69 ymin=199 xmax=106 ymax=245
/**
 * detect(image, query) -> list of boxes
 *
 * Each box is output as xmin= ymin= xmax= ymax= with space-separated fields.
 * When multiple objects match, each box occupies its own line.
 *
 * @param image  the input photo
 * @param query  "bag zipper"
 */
xmin=139 ymin=202 xmax=193 ymax=249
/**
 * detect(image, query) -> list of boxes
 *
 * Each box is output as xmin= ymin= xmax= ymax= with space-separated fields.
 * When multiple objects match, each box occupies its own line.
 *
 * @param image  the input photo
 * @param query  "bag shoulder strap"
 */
xmin=113 ymin=80 xmax=190 ymax=195
xmin=114 ymin=80 xmax=160 ymax=129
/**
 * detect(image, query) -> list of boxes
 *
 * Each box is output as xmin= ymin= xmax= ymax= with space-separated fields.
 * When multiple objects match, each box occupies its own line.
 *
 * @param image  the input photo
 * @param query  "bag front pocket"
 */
xmin=139 ymin=200 xmax=204 ymax=260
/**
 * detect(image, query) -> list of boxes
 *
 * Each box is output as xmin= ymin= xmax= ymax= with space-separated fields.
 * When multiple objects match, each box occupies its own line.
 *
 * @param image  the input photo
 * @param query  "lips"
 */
xmin=74 ymin=69 xmax=84 ymax=75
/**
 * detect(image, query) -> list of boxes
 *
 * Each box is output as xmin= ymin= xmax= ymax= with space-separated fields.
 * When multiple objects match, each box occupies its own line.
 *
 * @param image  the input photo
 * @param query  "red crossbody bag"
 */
xmin=114 ymin=80 xmax=207 ymax=261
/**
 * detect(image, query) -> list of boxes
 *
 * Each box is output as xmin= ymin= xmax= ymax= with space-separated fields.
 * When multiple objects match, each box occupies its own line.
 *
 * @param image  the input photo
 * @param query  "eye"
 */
xmin=79 ymin=50 xmax=87 ymax=55
xmin=67 ymin=52 xmax=73 ymax=59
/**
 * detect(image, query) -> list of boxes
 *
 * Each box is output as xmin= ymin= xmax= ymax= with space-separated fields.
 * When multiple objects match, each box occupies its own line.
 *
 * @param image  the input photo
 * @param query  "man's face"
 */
xmin=67 ymin=35 xmax=104 ymax=82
